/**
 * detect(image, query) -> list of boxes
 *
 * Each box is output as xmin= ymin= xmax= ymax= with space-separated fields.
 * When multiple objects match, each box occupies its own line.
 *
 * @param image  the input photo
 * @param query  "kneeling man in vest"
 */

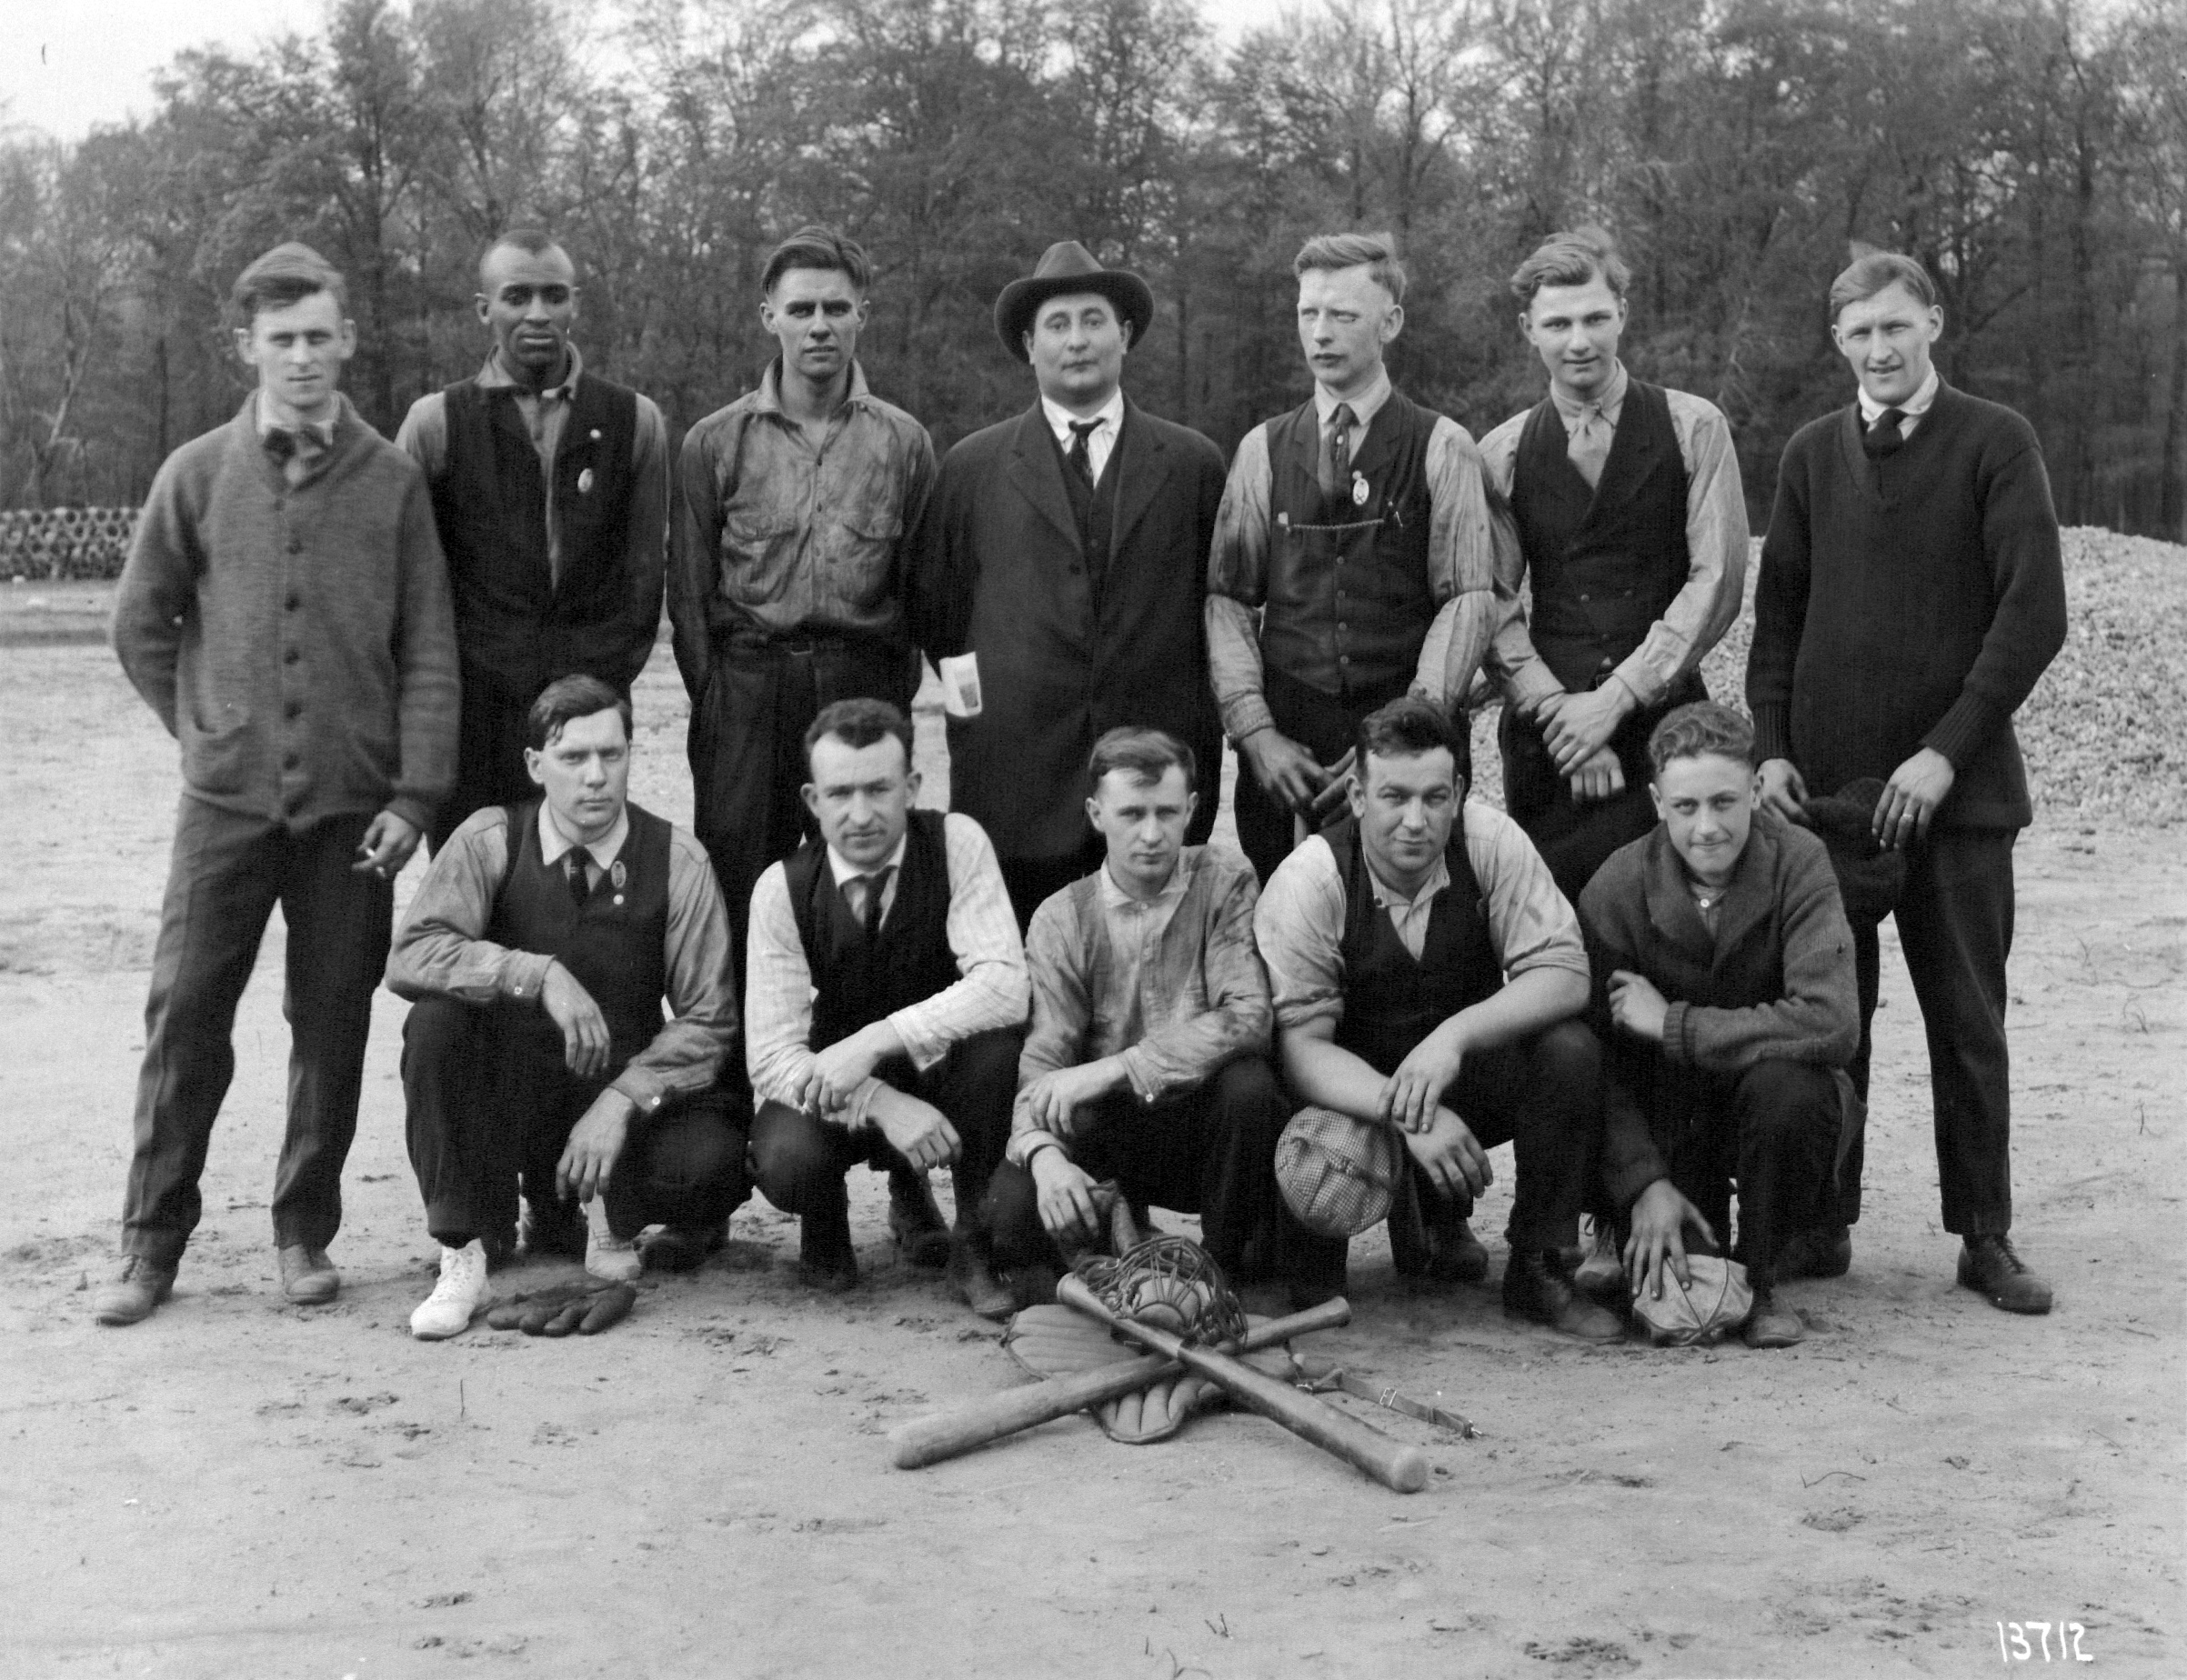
xmin=391 ymin=676 xmax=748 ymax=1338
xmin=745 ymin=699 xmax=1029 ymax=1313
xmin=985 ymin=727 xmax=1305 ymax=1307
xmin=1255 ymin=696 xmax=1620 ymax=1340
xmin=1579 ymin=703 xmax=1859 ymax=1349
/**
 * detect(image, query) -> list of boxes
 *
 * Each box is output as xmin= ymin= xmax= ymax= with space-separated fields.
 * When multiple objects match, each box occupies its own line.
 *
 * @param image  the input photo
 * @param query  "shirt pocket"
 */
xmin=717 ymin=507 xmax=799 ymax=605
xmin=822 ymin=509 xmax=904 ymax=611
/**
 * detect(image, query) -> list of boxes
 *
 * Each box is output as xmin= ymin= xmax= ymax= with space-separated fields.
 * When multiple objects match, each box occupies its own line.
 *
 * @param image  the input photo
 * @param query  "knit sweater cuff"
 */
xmin=1751 ymin=703 xmax=1793 ymax=765
xmin=1661 ymin=1001 xmax=1693 ymax=1065
xmin=1922 ymin=692 xmax=2004 ymax=771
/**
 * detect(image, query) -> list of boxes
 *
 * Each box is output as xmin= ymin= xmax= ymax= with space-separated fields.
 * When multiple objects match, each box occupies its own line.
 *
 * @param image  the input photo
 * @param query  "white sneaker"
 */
xmin=409 ymin=1240 xmax=489 ymax=1340
xmin=584 ymin=1199 xmax=643 ymax=1284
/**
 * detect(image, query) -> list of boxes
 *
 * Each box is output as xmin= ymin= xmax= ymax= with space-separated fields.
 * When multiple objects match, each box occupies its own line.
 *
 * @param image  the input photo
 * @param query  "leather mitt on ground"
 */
xmin=486 ymin=1281 xmax=637 ymax=1336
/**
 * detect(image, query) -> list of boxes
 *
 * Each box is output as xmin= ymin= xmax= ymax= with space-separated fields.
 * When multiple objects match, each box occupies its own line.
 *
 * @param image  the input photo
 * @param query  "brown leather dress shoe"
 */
xmin=1501 ymin=1249 xmax=1623 ymax=1343
xmin=94 ymin=1255 xmax=176 ymax=1326
xmin=1957 ymin=1234 xmax=2052 ymax=1315
xmin=277 ymin=1245 xmax=340 ymax=1305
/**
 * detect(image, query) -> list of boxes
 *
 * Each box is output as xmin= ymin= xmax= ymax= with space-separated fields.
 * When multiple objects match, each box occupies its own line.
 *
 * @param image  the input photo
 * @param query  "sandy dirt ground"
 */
xmin=2 ymin=596 xmax=2182 ymax=1679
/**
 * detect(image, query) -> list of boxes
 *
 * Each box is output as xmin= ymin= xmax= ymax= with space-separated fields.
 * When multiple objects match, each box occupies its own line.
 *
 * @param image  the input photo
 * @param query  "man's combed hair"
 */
xmin=763 ymin=225 xmax=873 ymax=296
xmin=1357 ymin=695 xmax=1462 ymax=770
xmin=1088 ymin=726 xmax=1196 ymax=794
xmin=231 ymin=242 xmax=347 ymax=324
xmin=1829 ymin=250 xmax=1937 ymax=321
xmin=480 ymin=225 xmax=571 ymax=285
xmin=527 ymin=674 xmax=630 ymax=750
xmin=1510 ymin=225 xmax=1630 ymax=308
xmin=1648 ymin=701 xmax=1756 ymax=776
xmin=1294 ymin=231 xmax=1407 ymax=305
xmin=806 ymin=696 xmax=912 ymax=765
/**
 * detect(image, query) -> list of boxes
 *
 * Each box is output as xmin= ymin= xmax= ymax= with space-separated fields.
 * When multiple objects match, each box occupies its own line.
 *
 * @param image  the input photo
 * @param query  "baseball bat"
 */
xmin=1054 ymin=1276 xmax=1430 ymax=1494
xmin=888 ymin=1296 xmax=1350 ymax=1470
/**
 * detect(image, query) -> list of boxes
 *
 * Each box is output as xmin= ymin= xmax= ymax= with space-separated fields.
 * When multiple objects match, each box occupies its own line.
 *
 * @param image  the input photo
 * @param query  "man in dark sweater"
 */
xmin=389 ymin=677 xmax=747 ymax=1340
xmin=101 ymin=242 xmax=459 ymax=1326
xmin=397 ymin=228 xmax=668 ymax=853
xmin=1746 ymin=252 xmax=2068 ymax=1315
xmin=743 ymin=699 xmax=1029 ymax=1315
xmin=1580 ymin=703 xmax=1858 ymax=1349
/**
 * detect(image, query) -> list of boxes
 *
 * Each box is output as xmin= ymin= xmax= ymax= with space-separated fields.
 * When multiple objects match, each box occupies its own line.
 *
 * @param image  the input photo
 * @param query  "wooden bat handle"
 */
xmin=1055 ymin=1276 xmax=1429 ymax=1495
xmin=888 ymin=1296 xmax=1351 ymax=1470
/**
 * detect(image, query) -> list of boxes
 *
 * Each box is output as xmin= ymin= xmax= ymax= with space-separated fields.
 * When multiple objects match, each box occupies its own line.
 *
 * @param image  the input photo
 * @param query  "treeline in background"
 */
xmin=3 ymin=0 xmax=2183 ymax=538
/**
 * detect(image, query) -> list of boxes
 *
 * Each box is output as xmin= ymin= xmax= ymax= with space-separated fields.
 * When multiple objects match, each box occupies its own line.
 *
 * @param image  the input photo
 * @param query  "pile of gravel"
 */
xmin=1473 ymin=526 xmax=2184 ymax=829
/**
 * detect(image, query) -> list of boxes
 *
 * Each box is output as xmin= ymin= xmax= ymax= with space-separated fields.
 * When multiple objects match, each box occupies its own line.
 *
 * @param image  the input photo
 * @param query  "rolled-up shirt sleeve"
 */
xmin=1411 ymin=416 xmax=1500 ymax=712
xmin=1117 ymin=857 xmax=1272 ymax=1101
xmin=386 ymin=809 xmax=557 ymax=1005
xmin=744 ymin=859 xmax=819 ymax=1114
xmin=1476 ymin=412 xmax=1568 ymax=715
xmin=1468 ymin=804 xmax=1590 ymax=978
xmin=1253 ymin=837 xmax=1350 ymax=1035
xmin=1205 ymin=427 xmax=1277 ymax=743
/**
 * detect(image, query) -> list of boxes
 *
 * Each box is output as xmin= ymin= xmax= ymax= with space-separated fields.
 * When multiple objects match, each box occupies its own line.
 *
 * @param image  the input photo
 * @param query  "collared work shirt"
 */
xmin=744 ymin=813 xmax=1028 ymax=1128
xmin=385 ymin=804 xmax=738 ymax=1117
xmin=1252 ymin=803 xmax=1590 ymax=1036
xmin=1857 ymin=366 xmax=1941 ymax=439
xmin=1008 ymin=847 xmax=1271 ymax=1165
xmin=1312 ymin=368 xmax=1392 ymax=464
xmin=669 ymin=360 xmax=936 ymax=688
xmin=1204 ymin=397 xmax=1500 ymax=743
xmin=396 ymin=345 xmax=670 ymax=590
xmin=1479 ymin=368 xmax=1750 ymax=715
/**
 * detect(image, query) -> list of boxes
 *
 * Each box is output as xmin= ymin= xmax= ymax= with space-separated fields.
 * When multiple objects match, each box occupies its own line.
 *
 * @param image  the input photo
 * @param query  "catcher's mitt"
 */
xmin=485 ymin=1281 xmax=637 ymax=1336
xmin=1002 ymin=1305 xmax=1286 ymax=1444
xmin=1630 ymin=1255 xmax=1753 ymax=1347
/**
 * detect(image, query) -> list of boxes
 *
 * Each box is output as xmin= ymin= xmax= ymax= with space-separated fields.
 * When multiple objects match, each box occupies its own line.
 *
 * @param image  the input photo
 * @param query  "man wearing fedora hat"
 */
xmin=910 ymin=240 xmax=1228 ymax=926
xmin=1207 ymin=232 xmax=1501 ymax=888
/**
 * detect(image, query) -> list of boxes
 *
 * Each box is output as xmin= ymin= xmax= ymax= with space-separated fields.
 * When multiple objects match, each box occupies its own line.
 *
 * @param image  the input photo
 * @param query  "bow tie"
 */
xmin=264 ymin=423 xmax=333 ymax=463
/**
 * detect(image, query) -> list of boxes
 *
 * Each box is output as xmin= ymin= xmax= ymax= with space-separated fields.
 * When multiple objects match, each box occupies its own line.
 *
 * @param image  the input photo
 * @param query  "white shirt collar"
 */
xmin=537 ymin=801 xmax=628 ymax=872
xmin=1858 ymin=365 xmax=1939 ymax=426
xmin=479 ymin=340 xmax=583 ymax=402
xmin=1362 ymin=850 xmax=1450 ymax=913
xmin=1099 ymin=850 xmax=1191 ymax=911
xmin=826 ymin=832 xmax=910 ymax=886
xmin=1041 ymin=387 xmax=1125 ymax=445
xmin=254 ymin=388 xmax=336 ymax=445
xmin=1314 ymin=367 xmax=1392 ymax=430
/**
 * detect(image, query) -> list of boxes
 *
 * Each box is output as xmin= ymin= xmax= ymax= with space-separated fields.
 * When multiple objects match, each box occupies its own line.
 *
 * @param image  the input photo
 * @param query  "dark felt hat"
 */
xmin=993 ymin=241 xmax=1155 ymax=362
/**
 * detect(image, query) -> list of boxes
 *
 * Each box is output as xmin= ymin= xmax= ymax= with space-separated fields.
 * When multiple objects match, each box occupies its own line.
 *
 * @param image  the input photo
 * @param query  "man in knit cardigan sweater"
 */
xmin=1746 ymin=251 xmax=2067 ymax=1315
xmin=98 ymin=243 xmax=459 ymax=1326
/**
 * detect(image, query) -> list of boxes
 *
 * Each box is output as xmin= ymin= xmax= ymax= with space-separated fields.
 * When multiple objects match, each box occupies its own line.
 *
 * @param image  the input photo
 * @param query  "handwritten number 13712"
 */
xmin=1999 ymin=1622 xmax=2092 ymax=1663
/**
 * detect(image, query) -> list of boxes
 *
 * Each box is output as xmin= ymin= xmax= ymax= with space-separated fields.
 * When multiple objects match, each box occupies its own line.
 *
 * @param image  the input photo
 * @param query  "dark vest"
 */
xmin=488 ymin=799 xmax=671 ymax=1070
xmin=431 ymin=372 xmax=640 ymax=694
xmin=1325 ymin=815 xmax=1503 ymax=1076
xmin=1509 ymin=378 xmax=1690 ymax=695
xmin=1259 ymin=391 xmax=1440 ymax=697
xmin=1051 ymin=413 xmax=1124 ymax=589
xmin=782 ymin=810 xmax=958 ymax=1054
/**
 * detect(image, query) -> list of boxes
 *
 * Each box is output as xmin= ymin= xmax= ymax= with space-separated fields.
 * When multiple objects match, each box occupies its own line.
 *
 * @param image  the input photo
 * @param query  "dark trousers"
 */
xmin=122 ymin=799 xmax=393 ymax=1265
xmin=1293 ymin=1020 xmax=1601 ymax=1294
xmin=401 ymin=995 xmax=750 ymax=1249
xmin=749 ymin=1025 xmax=1022 ymax=1246
xmin=1500 ymin=675 xmax=1705 ymax=907
xmin=998 ymin=835 xmax=1105 ymax=932
xmin=687 ymin=635 xmax=918 ymax=985
xmin=1234 ymin=666 xmax=1435 ymax=885
xmin=1843 ymin=825 xmax=2016 ymax=1236
xmin=430 ymin=665 xmax=546 ymax=853
xmin=983 ymin=1055 xmax=1299 ymax=1277
xmin=1615 ymin=1058 xmax=1841 ymax=1289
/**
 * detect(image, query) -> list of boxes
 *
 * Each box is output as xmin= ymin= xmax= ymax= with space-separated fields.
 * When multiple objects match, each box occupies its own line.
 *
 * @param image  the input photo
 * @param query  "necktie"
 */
xmin=856 ymin=866 xmax=894 ymax=939
xmin=1067 ymin=420 xmax=1100 ymax=486
xmin=567 ymin=852 xmax=590 ymax=908
xmin=1566 ymin=403 xmax=1611 ymax=488
xmin=1319 ymin=403 xmax=1357 ymax=505
xmin=1864 ymin=407 xmax=1906 ymax=460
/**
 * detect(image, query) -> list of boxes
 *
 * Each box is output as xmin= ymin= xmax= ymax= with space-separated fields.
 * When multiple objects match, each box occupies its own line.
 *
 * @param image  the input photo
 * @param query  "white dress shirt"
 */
xmin=1041 ymin=388 xmax=1126 ymax=485
xmin=1858 ymin=366 xmax=1941 ymax=439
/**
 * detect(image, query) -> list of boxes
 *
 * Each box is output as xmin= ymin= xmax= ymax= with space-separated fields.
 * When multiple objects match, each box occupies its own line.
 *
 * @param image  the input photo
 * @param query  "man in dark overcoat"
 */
xmin=910 ymin=242 xmax=1228 ymax=925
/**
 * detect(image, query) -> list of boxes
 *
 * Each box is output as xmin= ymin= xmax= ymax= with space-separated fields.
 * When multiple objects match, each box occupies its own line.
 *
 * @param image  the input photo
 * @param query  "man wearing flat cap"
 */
xmin=911 ymin=241 xmax=1228 ymax=926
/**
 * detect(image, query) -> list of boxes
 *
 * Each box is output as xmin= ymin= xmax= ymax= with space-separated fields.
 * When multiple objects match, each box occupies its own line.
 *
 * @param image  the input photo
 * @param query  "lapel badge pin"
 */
xmin=1351 ymin=472 xmax=1369 ymax=507
xmin=588 ymin=428 xmax=602 ymax=441
xmin=577 ymin=467 xmax=595 ymax=495
xmin=610 ymin=860 xmax=626 ymax=891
